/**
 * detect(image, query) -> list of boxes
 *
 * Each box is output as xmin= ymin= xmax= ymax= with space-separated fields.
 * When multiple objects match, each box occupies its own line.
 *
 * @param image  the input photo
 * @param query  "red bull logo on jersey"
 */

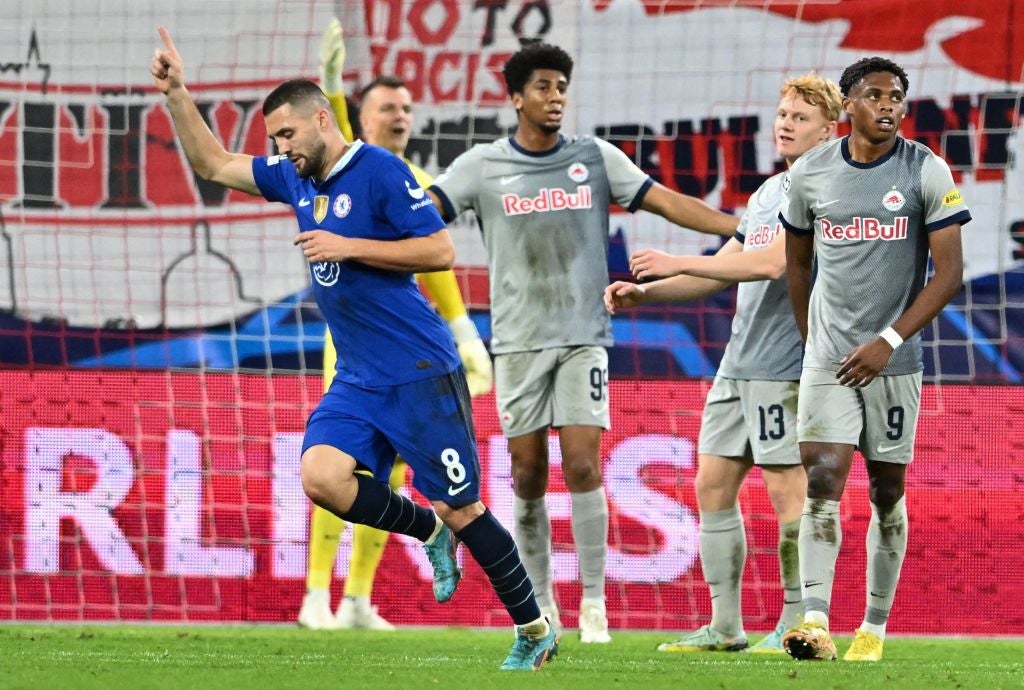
xmin=502 ymin=186 xmax=593 ymax=216
xmin=747 ymin=223 xmax=781 ymax=248
xmin=820 ymin=216 xmax=909 ymax=242
xmin=882 ymin=189 xmax=906 ymax=211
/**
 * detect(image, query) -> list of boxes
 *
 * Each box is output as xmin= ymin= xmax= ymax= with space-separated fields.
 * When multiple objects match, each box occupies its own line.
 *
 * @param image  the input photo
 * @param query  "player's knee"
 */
xmin=561 ymin=456 xmax=602 ymax=491
xmin=510 ymin=457 xmax=549 ymax=497
xmin=805 ymin=465 xmax=842 ymax=500
xmin=300 ymin=451 xmax=351 ymax=506
xmin=299 ymin=462 xmax=330 ymax=505
xmin=868 ymin=483 xmax=904 ymax=509
xmin=432 ymin=500 xmax=485 ymax=531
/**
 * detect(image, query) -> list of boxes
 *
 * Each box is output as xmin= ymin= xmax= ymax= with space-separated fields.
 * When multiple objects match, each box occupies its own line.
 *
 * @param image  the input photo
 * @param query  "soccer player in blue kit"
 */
xmin=151 ymin=28 xmax=556 ymax=670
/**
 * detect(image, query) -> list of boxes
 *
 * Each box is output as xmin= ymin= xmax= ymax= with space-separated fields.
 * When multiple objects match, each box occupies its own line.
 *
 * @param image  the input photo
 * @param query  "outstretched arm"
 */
xmin=639 ymin=182 xmax=739 ymax=238
xmin=630 ymin=234 xmax=785 ymax=283
xmin=151 ymin=27 xmax=259 ymax=195
xmin=604 ymin=271 xmax=731 ymax=314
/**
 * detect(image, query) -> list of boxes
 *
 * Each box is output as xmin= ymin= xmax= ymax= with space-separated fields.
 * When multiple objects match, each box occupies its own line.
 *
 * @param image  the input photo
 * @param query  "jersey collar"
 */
xmin=314 ymin=139 xmax=364 ymax=187
xmin=508 ymin=134 xmax=565 ymax=157
xmin=840 ymin=135 xmax=902 ymax=169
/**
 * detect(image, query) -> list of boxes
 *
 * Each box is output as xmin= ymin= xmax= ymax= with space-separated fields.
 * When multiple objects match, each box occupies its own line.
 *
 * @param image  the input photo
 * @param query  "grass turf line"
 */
xmin=2 ymin=625 xmax=1023 ymax=690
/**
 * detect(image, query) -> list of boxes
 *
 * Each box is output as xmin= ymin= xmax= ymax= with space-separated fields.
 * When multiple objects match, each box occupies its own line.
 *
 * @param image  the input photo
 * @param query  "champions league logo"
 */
xmin=313 ymin=261 xmax=340 ymax=287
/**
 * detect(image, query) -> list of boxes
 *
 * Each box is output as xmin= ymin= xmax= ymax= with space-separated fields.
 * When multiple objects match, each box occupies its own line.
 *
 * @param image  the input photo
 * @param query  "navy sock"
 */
xmin=342 ymin=473 xmax=435 ymax=542
xmin=456 ymin=509 xmax=541 ymax=626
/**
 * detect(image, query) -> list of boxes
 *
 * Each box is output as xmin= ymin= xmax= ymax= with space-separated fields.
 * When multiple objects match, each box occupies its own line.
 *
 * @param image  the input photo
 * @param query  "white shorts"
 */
xmin=797 ymin=367 xmax=922 ymax=464
xmin=494 ymin=346 xmax=609 ymax=437
xmin=697 ymin=376 xmax=800 ymax=466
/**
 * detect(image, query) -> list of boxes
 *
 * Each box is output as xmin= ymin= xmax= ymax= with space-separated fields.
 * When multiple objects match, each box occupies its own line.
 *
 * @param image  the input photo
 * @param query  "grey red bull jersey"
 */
xmin=779 ymin=136 xmax=971 ymax=375
xmin=430 ymin=135 xmax=652 ymax=354
xmin=718 ymin=172 xmax=802 ymax=381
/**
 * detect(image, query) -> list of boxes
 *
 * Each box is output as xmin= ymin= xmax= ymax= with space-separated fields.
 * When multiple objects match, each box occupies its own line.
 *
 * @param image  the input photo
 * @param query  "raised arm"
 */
xmin=151 ymin=27 xmax=259 ymax=195
xmin=784 ymin=229 xmax=814 ymax=343
xmin=639 ymin=182 xmax=739 ymax=238
xmin=318 ymin=17 xmax=356 ymax=142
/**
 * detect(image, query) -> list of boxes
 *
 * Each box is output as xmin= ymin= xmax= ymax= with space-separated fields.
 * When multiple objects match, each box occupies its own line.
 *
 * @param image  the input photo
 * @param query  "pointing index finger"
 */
xmin=158 ymin=27 xmax=179 ymax=57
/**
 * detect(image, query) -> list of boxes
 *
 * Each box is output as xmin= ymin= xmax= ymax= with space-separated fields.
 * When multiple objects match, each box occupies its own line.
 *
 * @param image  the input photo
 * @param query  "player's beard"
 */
xmin=296 ymin=138 xmax=329 ymax=179
xmin=539 ymin=120 xmax=561 ymax=135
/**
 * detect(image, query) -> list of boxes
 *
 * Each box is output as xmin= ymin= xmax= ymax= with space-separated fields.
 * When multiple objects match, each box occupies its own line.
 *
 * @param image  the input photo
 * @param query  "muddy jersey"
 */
xmin=718 ymin=172 xmax=802 ymax=381
xmin=779 ymin=136 xmax=970 ymax=375
xmin=430 ymin=135 xmax=652 ymax=354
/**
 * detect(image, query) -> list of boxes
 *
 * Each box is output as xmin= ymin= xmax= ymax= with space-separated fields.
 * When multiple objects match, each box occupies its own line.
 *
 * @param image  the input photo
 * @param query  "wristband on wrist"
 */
xmin=879 ymin=326 xmax=904 ymax=350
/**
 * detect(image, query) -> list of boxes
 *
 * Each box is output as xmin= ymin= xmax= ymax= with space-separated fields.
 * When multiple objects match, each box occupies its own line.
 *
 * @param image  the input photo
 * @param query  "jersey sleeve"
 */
xmin=594 ymin=138 xmax=653 ymax=212
xmin=920 ymin=153 xmax=972 ymax=232
xmin=429 ymin=147 xmax=484 ymax=222
xmin=372 ymin=154 xmax=446 ymax=238
xmin=251 ymin=155 xmax=295 ymax=204
xmin=778 ymin=164 xmax=813 ymax=234
xmin=733 ymin=209 xmax=750 ymax=244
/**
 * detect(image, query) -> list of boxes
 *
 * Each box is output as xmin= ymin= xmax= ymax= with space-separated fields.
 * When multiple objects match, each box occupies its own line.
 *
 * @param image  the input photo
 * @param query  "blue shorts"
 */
xmin=302 ymin=367 xmax=481 ymax=506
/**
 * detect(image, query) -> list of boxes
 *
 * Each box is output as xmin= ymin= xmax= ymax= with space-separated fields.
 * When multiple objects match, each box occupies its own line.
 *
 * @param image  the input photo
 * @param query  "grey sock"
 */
xmin=798 ymin=498 xmax=841 ymax=618
xmin=570 ymin=487 xmax=609 ymax=602
xmin=779 ymin=518 xmax=803 ymax=628
xmin=864 ymin=496 xmax=908 ymax=625
xmin=700 ymin=506 xmax=746 ymax=636
xmin=512 ymin=495 xmax=555 ymax=610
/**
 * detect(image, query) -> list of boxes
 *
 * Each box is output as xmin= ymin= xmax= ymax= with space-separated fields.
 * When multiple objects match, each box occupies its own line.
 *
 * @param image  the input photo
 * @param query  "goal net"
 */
xmin=1 ymin=0 xmax=1022 ymax=634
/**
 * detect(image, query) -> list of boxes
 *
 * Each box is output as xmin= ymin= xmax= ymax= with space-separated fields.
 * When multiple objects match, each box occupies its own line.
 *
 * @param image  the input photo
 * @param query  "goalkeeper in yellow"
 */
xmin=297 ymin=19 xmax=494 ymax=630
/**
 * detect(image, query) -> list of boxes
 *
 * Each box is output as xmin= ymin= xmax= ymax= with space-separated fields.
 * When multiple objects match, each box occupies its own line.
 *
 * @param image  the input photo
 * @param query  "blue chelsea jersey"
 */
xmin=252 ymin=141 xmax=460 ymax=387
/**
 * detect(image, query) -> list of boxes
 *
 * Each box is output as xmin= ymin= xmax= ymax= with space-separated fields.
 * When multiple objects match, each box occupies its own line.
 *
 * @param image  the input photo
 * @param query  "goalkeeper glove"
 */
xmin=318 ymin=17 xmax=345 ymax=94
xmin=449 ymin=315 xmax=493 ymax=398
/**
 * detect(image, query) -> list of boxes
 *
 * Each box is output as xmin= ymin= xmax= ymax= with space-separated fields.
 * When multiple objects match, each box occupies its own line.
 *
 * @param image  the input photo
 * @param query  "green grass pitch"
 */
xmin=2 ymin=624 xmax=1022 ymax=690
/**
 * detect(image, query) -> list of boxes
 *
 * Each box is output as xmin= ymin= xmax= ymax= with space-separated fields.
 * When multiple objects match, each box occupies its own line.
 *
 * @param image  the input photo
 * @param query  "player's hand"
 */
xmin=319 ymin=17 xmax=346 ymax=94
xmin=836 ymin=338 xmax=893 ymax=387
xmin=294 ymin=230 xmax=348 ymax=263
xmin=630 ymin=248 xmax=683 ymax=281
xmin=151 ymin=27 xmax=185 ymax=95
xmin=604 ymin=281 xmax=646 ymax=314
xmin=449 ymin=315 xmax=493 ymax=397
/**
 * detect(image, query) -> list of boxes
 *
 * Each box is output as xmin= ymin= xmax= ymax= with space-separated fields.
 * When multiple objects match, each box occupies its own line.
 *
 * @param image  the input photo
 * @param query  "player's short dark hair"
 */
xmin=359 ymin=75 xmax=407 ymax=102
xmin=839 ymin=57 xmax=910 ymax=97
xmin=502 ymin=43 xmax=574 ymax=96
xmin=262 ymin=78 xmax=331 ymax=116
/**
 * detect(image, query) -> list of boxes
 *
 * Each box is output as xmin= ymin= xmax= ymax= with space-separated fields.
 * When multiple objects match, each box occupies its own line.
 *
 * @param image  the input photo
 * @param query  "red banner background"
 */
xmin=1 ymin=371 xmax=1021 ymax=634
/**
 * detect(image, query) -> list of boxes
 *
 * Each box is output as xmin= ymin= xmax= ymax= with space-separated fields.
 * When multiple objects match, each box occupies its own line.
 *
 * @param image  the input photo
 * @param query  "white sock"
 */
xmin=512 ymin=495 xmax=556 ymax=610
xmin=570 ymin=487 xmax=609 ymax=602
xmin=518 ymin=616 xmax=551 ymax=638
xmin=424 ymin=514 xmax=444 ymax=544
xmin=804 ymin=610 xmax=830 ymax=628
xmin=859 ymin=620 xmax=886 ymax=640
